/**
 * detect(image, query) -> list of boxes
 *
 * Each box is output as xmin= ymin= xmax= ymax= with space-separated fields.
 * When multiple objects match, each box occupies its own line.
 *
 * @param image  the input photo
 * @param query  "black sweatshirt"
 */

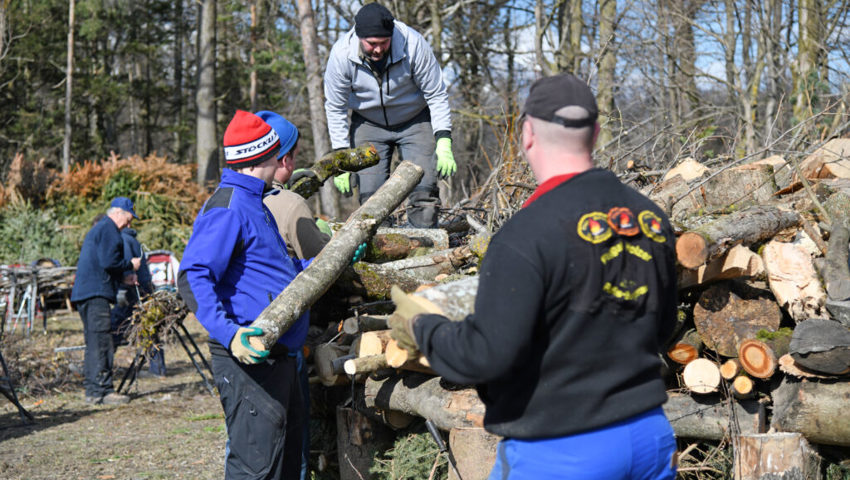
xmin=414 ymin=168 xmax=678 ymax=439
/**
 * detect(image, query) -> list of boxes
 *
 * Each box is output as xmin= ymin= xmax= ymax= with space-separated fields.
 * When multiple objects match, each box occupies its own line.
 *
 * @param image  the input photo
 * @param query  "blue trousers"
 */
xmin=488 ymin=407 xmax=677 ymax=480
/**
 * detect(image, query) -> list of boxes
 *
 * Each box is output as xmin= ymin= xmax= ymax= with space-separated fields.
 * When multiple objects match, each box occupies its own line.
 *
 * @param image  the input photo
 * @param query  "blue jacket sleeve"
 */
xmin=414 ymin=239 xmax=542 ymax=384
xmin=178 ymin=209 xmax=243 ymax=348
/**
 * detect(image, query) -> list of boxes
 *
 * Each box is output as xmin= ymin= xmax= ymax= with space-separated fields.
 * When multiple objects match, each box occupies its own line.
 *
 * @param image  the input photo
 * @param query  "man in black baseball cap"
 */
xmin=387 ymin=72 xmax=679 ymax=479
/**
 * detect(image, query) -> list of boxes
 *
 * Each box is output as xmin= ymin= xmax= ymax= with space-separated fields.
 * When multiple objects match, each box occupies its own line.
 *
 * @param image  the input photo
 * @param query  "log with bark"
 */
xmin=762 ymin=239 xmax=827 ymax=322
xmin=314 ymin=343 xmax=350 ymax=386
xmin=677 ymin=244 xmax=764 ymax=289
xmin=734 ymin=433 xmax=821 ymax=480
xmin=249 ymin=161 xmax=424 ymax=349
xmin=789 ymin=318 xmax=850 ymax=375
xmin=771 ymin=377 xmax=850 ymax=446
xmin=341 ymin=314 xmax=389 ymax=335
xmin=339 ymin=246 xmax=475 ymax=300
xmin=821 ymin=220 xmax=850 ymax=301
xmin=692 ymin=283 xmax=782 ymax=358
xmin=675 ymin=205 xmax=800 ymax=269
xmin=363 ymin=373 xmax=485 ymax=431
xmin=663 ymin=392 xmax=764 ymax=440
xmin=364 ymin=227 xmax=450 ymax=262
xmin=288 ymin=144 xmax=380 ymax=198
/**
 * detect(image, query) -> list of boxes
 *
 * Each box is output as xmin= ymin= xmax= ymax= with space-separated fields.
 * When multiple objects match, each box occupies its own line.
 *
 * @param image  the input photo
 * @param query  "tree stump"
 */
xmin=734 ymin=433 xmax=821 ymax=480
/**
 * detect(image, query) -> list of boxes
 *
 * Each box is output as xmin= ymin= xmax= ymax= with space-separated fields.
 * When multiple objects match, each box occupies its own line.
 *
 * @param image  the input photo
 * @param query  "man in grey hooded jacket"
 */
xmin=324 ymin=3 xmax=454 ymax=227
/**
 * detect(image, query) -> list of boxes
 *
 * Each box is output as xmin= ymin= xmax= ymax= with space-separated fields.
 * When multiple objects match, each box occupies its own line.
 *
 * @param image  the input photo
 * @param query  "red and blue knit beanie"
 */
xmin=223 ymin=110 xmax=281 ymax=168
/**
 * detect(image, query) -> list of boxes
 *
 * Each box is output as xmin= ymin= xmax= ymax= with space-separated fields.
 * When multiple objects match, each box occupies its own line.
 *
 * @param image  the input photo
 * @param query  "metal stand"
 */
xmin=0 ymin=349 xmax=33 ymax=423
xmin=117 ymin=321 xmax=215 ymax=396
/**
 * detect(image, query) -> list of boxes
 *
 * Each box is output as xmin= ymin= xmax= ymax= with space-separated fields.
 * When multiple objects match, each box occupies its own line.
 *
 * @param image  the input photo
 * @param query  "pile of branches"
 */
xmin=125 ymin=289 xmax=188 ymax=356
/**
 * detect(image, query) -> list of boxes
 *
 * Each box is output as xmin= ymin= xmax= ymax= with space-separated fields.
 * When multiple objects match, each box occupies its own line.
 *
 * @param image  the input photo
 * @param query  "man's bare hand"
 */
xmin=131 ymin=257 xmax=141 ymax=271
xmin=122 ymin=273 xmax=138 ymax=286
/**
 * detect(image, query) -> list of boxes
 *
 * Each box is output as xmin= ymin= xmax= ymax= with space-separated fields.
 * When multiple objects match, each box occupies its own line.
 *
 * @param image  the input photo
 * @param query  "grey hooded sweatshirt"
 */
xmin=323 ymin=20 xmax=452 ymax=150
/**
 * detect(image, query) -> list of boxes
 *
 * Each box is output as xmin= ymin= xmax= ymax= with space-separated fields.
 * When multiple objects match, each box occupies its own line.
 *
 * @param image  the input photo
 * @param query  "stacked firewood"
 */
xmin=0 ymin=264 xmax=76 ymax=299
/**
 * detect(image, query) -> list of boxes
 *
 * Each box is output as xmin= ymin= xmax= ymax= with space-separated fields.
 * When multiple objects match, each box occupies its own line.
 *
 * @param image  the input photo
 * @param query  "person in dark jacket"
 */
xmin=388 ymin=74 xmax=679 ymax=479
xmin=110 ymin=228 xmax=166 ymax=376
xmin=178 ymin=110 xmax=311 ymax=480
xmin=71 ymin=197 xmax=141 ymax=405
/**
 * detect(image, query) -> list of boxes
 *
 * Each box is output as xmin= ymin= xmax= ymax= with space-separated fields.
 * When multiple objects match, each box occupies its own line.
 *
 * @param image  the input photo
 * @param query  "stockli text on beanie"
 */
xmin=354 ymin=3 xmax=394 ymax=38
xmin=223 ymin=110 xmax=281 ymax=168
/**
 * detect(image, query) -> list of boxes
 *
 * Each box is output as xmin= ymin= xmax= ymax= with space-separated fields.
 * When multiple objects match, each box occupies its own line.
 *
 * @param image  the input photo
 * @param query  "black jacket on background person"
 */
xmin=71 ymin=216 xmax=132 ymax=304
xmin=414 ymin=168 xmax=678 ymax=439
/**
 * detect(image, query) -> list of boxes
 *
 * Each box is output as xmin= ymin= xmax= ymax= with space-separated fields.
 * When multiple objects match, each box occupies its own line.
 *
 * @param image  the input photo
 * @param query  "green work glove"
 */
xmin=334 ymin=172 xmax=352 ymax=195
xmin=315 ymin=218 xmax=333 ymax=237
xmin=435 ymin=137 xmax=456 ymax=178
xmin=352 ymin=242 xmax=367 ymax=264
xmin=229 ymin=326 xmax=269 ymax=364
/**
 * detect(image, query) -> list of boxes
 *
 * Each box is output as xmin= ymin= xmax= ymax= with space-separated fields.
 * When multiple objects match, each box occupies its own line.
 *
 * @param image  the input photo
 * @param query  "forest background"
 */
xmin=0 ymin=0 xmax=848 ymax=265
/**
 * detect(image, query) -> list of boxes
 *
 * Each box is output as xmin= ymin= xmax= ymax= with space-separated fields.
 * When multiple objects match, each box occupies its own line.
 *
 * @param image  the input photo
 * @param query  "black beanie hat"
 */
xmin=355 ymin=3 xmax=394 ymax=38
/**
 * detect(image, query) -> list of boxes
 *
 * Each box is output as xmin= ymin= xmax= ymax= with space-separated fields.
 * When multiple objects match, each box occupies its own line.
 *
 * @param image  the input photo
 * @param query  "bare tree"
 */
xmin=196 ymin=0 xmax=218 ymax=186
xmin=63 ymin=0 xmax=75 ymax=174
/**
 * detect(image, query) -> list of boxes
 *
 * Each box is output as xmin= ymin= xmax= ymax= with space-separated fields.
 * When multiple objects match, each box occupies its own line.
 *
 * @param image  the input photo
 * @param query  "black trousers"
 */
xmin=78 ymin=297 xmax=115 ymax=398
xmin=209 ymin=340 xmax=304 ymax=480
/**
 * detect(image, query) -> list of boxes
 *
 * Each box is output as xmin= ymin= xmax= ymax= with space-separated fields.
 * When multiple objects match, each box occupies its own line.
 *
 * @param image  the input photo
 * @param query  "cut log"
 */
xmin=762 ymin=240 xmax=827 ymax=322
xmin=663 ymin=157 xmax=709 ymax=182
xmin=738 ymin=330 xmax=792 ymax=379
xmin=341 ymin=314 xmax=389 ymax=335
xmin=411 ymin=275 xmax=479 ymax=321
xmin=663 ymin=392 xmax=764 ymax=440
xmin=647 ymin=174 xmax=705 ymax=219
xmin=682 ymin=358 xmax=721 ymax=394
xmin=702 ymin=163 xmax=778 ymax=211
xmin=692 ymin=284 xmax=782 ymax=357
xmin=667 ymin=328 xmax=703 ymax=365
xmin=719 ymin=358 xmax=742 ymax=380
xmin=344 ymin=355 xmax=389 ymax=375
xmin=363 ymin=373 xmax=486 ymax=431
xmin=677 ymin=244 xmax=764 ymax=289
xmin=289 ymin=144 xmax=380 ymax=198
xmin=750 ymin=155 xmax=793 ymax=190
xmin=250 ymin=161 xmax=424 ymax=348
xmin=822 ymin=221 xmax=850 ymax=301
xmin=734 ymin=433 xmax=821 ymax=480
xmin=798 ymin=138 xmax=850 ymax=181
xmin=789 ymin=318 xmax=850 ymax=375
xmin=366 ymin=227 xmax=450 ymax=262
xmin=351 ymin=383 xmax=415 ymax=430
xmin=771 ymin=377 xmax=850 ymax=446
xmin=675 ymin=205 xmax=800 ymax=269
xmin=314 ymin=343 xmax=350 ymax=386
xmin=448 ymin=428 xmax=501 ymax=480
xmin=384 ymin=339 xmax=433 ymax=373
xmin=356 ymin=330 xmax=393 ymax=357
xmin=778 ymin=354 xmax=840 ymax=379
xmin=731 ymin=375 xmax=756 ymax=399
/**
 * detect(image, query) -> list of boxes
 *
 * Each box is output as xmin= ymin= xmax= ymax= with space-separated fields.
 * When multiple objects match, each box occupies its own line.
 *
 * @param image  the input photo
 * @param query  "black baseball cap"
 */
xmin=522 ymin=74 xmax=598 ymax=128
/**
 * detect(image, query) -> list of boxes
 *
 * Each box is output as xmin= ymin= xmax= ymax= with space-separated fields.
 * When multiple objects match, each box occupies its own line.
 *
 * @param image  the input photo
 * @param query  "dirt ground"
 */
xmin=0 ymin=310 xmax=228 ymax=480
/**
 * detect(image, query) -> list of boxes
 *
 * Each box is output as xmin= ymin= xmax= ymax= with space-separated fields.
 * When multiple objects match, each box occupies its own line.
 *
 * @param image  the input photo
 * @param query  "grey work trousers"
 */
xmin=350 ymin=109 xmax=440 ymax=227
xmin=210 ymin=340 xmax=304 ymax=480
xmin=78 ymin=297 xmax=115 ymax=398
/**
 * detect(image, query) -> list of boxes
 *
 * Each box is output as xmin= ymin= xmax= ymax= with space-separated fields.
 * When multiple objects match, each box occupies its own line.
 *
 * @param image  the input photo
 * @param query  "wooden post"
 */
xmin=734 ymin=433 xmax=821 ymax=480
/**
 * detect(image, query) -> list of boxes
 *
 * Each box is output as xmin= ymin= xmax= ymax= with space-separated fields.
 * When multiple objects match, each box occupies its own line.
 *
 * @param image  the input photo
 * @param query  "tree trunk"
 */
xmin=676 ymin=206 xmax=800 ymax=269
xmin=248 ymin=1 xmax=257 ymax=112
xmin=63 ymin=0 xmax=75 ymax=174
xmin=663 ymin=392 xmax=765 ymax=440
xmin=734 ymin=433 xmax=821 ymax=480
xmin=596 ymin=0 xmax=617 ymax=152
xmin=363 ymin=374 xmax=486 ymax=431
xmin=250 ymin=161 xmax=424 ymax=349
xmin=772 ymin=377 xmax=850 ymax=446
xmin=195 ymin=0 xmax=218 ymax=186
xmin=295 ymin=0 xmax=336 ymax=218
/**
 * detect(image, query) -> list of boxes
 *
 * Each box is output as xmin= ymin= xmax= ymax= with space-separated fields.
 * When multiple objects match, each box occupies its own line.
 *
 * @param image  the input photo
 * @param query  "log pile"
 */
xmin=302 ymin=146 xmax=850 ymax=477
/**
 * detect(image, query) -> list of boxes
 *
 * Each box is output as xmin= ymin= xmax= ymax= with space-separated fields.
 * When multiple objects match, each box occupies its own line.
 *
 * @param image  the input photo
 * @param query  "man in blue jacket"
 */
xmin=71 ymin=197 xmax=141 ymax=405
xmin=178 ymin=110 xmax=310 ymax=479
xmin=324 ymin=3 xmax=454 ymax=227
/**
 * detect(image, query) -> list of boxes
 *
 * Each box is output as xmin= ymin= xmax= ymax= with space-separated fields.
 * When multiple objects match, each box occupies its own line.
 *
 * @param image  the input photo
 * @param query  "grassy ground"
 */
xmin=0 ymin=310 xmax=226 ymax=480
